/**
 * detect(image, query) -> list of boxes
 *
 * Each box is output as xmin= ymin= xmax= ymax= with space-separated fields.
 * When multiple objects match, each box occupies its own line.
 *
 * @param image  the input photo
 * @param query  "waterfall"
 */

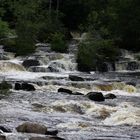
xmin=0 ymin=61 xmax=25 ymax=72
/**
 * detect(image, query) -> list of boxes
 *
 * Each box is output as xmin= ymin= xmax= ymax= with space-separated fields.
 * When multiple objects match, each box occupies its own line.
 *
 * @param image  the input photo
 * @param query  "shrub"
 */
xmin=77 ymin=39 xmax=120 ymax=72
xmin=51 ymin=32 xmax=68 ymax=53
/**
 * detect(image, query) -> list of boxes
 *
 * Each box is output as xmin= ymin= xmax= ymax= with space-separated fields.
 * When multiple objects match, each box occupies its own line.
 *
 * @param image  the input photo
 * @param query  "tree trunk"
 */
xmin=56 ymin=0 xmax=59 ymax=19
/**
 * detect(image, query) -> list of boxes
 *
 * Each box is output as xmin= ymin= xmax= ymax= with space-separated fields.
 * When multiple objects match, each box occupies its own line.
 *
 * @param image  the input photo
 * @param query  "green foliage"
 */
xmin=107 ymin=0 xmax=140 ymax=51
xmin=0 ymin=19 xmax=15 ymax=52
xmin=13 ymin=0 xmax=39 ymax=55
xmin=60 ymin=0 xmax=91 ymax=31
xmin=0 ymin=80 xmax=12 ymax=95
xmin=0 ymin=19 xmax=11 ymax=39
xmin=37 ymin=11 xmax=66 ymax=42
xmin=1 ymin=38 xmax=16 ymax=52
xmin=77 ymin=39 xmax=120 ymax=72
xmin=51 ymin=32 xmax=68 ymax=53
xmin=0 ymin=0 xmax=139 ymax=57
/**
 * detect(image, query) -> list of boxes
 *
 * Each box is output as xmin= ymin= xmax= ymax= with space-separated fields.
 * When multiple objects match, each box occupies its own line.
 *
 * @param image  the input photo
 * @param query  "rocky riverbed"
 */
xmin=0 ymin=44 xmax=140 ymax=140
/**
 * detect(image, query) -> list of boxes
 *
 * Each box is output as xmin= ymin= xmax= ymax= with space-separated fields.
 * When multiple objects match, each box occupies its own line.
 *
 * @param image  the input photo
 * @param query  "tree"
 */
xmin=108 ymin=0 xmax=140 ymax=51
xmin=13 ymin=0 xmax=39 ymax=55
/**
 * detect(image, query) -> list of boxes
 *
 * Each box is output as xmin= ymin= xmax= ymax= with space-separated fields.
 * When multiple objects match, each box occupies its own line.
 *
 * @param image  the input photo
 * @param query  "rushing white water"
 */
xmin=0 ymin=46 xmax=140 ymax=140
xmin=103 ymin=102 xmax=140 ymax=125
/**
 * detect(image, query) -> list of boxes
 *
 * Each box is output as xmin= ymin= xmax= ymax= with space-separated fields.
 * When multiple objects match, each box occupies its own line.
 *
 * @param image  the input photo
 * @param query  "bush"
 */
xmin=51 ymin=32 xmax=68 ymax=53
xmin=0 ymin=80 xmax=12 ymax=95
xmin=77 ymin=39 xmax=120 ymax=72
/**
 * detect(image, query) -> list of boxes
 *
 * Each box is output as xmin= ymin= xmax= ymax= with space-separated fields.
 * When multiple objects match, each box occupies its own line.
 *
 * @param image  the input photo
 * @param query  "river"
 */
xmin=0 ymin=44 xmax=140 ymax=140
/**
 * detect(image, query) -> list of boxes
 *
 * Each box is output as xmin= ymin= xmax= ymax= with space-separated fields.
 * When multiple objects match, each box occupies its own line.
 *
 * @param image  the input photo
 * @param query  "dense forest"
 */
xmin=0 ymin=0 xmax=140 ymax=71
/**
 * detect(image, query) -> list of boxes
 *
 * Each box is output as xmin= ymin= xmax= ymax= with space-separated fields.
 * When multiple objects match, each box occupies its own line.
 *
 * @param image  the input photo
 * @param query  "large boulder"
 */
xmin=86 ymin=92 xmax=105 ymax=102
xmin=14 ymin=83 xmax=35 ymax=91
xmin=69 ymin=75 xmax=84 ymax=81
xmin=22 ymin=59 xmax=40 ymax=68
xmin=58 ymin=88 xmax=72 ymax=94
xmin=30 ymin=136 xmax=65 ymax=140
xmin=104 ymin=93 xmax=116 ymax=99
xmin=0 ymin=126 xmax=11 ymax=133
xmin=22 ymin=83 xmax=35 ymax=91
xmin=16 ymin=123 xmax=47 ymax=134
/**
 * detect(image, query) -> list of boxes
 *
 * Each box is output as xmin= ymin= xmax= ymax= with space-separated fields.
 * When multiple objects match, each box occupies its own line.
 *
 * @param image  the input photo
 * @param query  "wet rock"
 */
xmin=0 ymin=126 xmax=11 ymax=133
xmin=22 ymin=59 xmax=40 ymax=68
xmin=16 ymin=123 xmax=47 ymax=134
xmin=86 ymin=92 xmax=105 ymax=102
xmin=47 ymin=66 xmax=60 ymax=72
xmin=125 ymin=82 xmax=136 ymax=86
xmin=45 ymin=130 xmax=58 ymax=135
xmin=104 ymin=93 xmax=116 ymax=99
xmin=0 ymin=135 xmax=6 ymax=140
xmin=14 ymin=82 xmax=35 ymax=91
xmin=69 ymin=75 xmax=84 ymax=81
xmin=58 ymin=88 xmax=72 ymax=94
xmin=29 ymin=136 xmax=65 ymax=140
xmin=14 ymin=83 xmax=22 ymax=90
xmin=97 ymin=62 xmax=108 ymax=72
xmin=127 ymin=61 xmax=139 ymax=71
xmin=22 ymin=83 xmax=35 ymax=91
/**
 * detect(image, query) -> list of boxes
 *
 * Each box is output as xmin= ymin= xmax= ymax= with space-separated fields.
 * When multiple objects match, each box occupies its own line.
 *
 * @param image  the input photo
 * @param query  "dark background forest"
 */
xmin=0 ymin=0 xmax=140 ymax=71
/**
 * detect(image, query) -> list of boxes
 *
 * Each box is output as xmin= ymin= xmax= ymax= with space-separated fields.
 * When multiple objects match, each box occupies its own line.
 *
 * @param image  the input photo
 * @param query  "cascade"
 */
xmin=0 ymin=61 xmax=25 ymax=72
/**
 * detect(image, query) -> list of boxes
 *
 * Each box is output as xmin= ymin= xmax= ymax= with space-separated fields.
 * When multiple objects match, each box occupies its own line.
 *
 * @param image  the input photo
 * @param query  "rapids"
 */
xmin=0 ymin=45 xmax=140 ymax=140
